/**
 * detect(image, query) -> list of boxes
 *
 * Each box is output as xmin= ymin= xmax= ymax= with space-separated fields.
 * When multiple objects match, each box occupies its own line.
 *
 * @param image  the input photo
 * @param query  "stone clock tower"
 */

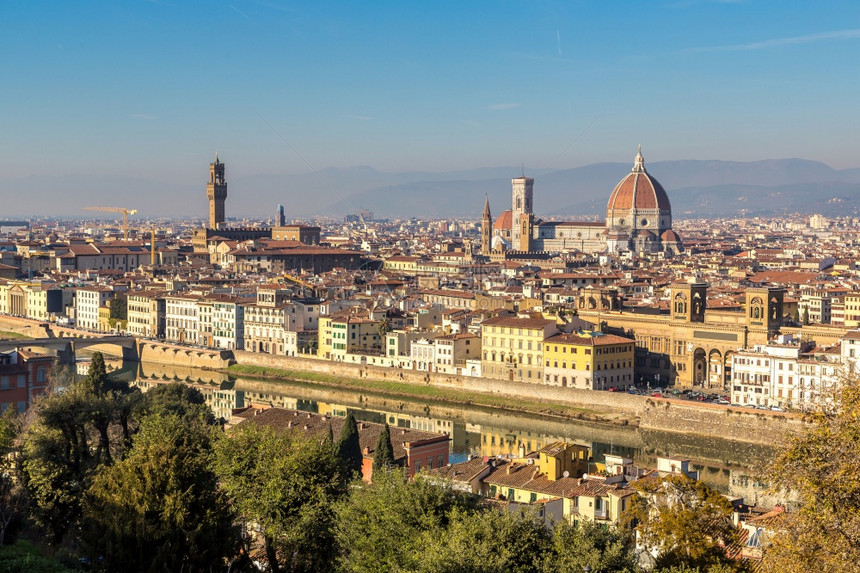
xmin=207 ymin=154 xmax=227 ymax=229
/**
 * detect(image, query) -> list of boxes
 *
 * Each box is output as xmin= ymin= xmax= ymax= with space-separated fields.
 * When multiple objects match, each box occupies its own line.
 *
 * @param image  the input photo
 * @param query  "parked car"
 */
xmin=652 ymin=392 xmax=664 ymax=398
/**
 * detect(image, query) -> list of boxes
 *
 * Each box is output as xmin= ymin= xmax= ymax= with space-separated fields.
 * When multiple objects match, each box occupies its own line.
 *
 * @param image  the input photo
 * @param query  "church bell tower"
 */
xmin=481 ymin=195 xmax=492 ymax=256
xmin=207 ymin=154 xmax=227 ymax=229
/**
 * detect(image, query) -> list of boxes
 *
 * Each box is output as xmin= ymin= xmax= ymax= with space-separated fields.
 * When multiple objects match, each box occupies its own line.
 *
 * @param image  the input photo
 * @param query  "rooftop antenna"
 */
xmin=521 ymin=163 xmax=525 ymax=177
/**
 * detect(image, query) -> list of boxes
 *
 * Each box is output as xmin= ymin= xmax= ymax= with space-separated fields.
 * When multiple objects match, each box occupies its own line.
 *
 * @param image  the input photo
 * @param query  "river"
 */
xmin=104 ymin=358 xmax=783 ymax=507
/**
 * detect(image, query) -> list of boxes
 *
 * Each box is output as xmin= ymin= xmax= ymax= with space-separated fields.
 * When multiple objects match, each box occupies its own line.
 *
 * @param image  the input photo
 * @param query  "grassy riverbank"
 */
xmin=0 ymin=330 xmax=31 ymax=340
xmin=225 ymin=363 xmax=638 ymax=426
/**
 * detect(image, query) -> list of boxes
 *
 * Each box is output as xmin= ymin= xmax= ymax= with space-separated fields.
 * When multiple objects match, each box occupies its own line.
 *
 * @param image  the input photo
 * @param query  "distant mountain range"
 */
xmin=3 ymin=159 xmax=860 ymax=220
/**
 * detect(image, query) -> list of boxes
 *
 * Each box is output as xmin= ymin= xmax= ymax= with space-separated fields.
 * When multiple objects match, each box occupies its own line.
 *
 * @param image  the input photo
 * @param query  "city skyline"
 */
xmin=2 ymin=1 xmax=860 ymax=216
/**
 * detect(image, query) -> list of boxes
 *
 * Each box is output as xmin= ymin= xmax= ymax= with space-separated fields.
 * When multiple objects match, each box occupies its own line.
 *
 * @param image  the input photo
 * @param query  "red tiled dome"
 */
xmin=661 ymin=229 xmax=683 ymax=242
xmin=606 ymin=147 xmax=671 ymax=212
xmin=494 ymin=210 xmax=513 ymax=230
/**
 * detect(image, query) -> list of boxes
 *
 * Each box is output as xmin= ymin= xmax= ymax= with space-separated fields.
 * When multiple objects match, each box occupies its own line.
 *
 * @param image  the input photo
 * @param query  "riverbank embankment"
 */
xmin=230 ymin=350 xmax=807 ymax=446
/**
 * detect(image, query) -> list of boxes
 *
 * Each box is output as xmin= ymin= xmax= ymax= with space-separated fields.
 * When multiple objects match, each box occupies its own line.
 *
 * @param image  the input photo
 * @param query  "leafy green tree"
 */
xmin=376 ymin=317 xmax=391 ymax=340
xmin=337 ymin=411 xmax=364 ymax=478
xmin=23 ymin=384 xmax=102 ymax=543
xmin=21 ymin=359 xmax=141 ymax=543
xmin=80 ymin=352 xmax=108 ymax=396
xmin=761 ymin=372 xmax=860 ymax=572
xmin=372 ymin=422 xmax=395 ymax=474
xmin=624 ymin=474 xmax=740 ymax=570
xmin=418 ymin=507 xmax=551 ymax=573
xmin=214 ymin=423 xmax=347 ymax=573
xmin=543 ymin=519 xmax=638 ymax=573
xmin=0 ymin=408 xmax=27 ymax=546
xmin=108 ymin=294 xmax=127 ymax=321
xmin=139 ymin=381 xmax=213 ymax=423
xmin=83 ymin=414 xmax=238 ymax=572
xmin=335 ymin=469 xmax=477 ymax=572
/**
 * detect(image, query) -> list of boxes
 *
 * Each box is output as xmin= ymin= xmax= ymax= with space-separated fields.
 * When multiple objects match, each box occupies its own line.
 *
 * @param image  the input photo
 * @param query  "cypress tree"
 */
xmin=337 ymin=412 xmax=363 ymax=478
xmin=372 ymin=423 xmax=395 ymax=473
xmin=324 ymin=423 xmax=334 ymax=450
xmin=83 ymin=352 xmax=109 ymax=396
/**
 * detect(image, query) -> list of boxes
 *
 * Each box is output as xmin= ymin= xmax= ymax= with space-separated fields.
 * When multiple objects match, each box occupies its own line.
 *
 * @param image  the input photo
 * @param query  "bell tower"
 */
xmin=511 ymin=174 xmax=533 ymax=248
xmin=746 ymin=286 xmax=785 ymax=331
xmin=481 ymin=195 xmax=492 ymax=256
xmin=207 ymin=154 xmax=227 ymax=229
xmin=670 ymin=282 xmax=708 ymax=323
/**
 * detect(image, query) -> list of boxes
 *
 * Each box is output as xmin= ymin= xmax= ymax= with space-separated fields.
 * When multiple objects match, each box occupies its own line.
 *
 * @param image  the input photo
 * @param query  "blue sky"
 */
xmin=1 ymin=0 xmax=859 ymax=186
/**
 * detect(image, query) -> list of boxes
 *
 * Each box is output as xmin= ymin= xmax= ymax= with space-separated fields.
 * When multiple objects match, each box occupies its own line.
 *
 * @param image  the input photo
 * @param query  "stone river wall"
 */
xmin=137 ymin=341 xmax=235 ymax=370
xmin=232 ymin=351 xmax=807 ymax=446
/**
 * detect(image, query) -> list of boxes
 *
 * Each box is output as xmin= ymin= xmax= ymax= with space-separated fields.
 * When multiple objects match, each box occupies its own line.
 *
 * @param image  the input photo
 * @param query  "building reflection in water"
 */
xmin=121 ymin=359 xmax=775 ymax=498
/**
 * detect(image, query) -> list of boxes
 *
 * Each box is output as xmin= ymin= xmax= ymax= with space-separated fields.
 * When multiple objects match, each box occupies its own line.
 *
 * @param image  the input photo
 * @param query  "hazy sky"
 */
xmin=2 ymin=0 xmax=859 ymax=185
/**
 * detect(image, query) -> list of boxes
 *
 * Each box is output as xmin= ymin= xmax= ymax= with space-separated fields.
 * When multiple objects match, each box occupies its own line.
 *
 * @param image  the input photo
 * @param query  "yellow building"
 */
xmin=482 ymin=442 xmax=589 ymax=504
xmin=843 ymin=292 xmax=860 ymax=329
xmin=318 ymin=316 xmax=334 ymax=360
xmin=319 ymin=312 xmax=382 ymax=361
xmin=383 ymin=256 xmax=421 ymax=274
xmin=480 ymin=315 xmax=558 ymax=382
xmin=563 ymin=480 xmax=637 ymax=526
xmin=543 ymin=331 xmax=635 ymax=390
xmin=578 ymin=282 xmax=792 ymax=390
xmin=127 ymin=291 xmax=165 ymax=338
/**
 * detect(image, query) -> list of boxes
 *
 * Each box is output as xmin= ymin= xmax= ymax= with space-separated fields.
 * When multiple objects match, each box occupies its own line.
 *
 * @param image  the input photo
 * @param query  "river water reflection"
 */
xmin=110 ymin=359 xmax=782 ymax=506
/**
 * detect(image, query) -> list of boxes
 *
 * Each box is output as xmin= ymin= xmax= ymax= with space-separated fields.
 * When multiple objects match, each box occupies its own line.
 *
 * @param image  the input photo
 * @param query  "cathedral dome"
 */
xmin=660 ymin=229 xmax=682 ymax=242
xmin=494 ymin=210 xmax=513 ymax=231
xmin=606 ymin=147 xmax=671 ymax=212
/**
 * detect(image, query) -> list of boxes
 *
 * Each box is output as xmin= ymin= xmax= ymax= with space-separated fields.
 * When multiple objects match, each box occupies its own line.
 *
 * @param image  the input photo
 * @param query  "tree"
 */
xmin=624 ymin=474 xmax=741 ymax=570
xmin=802 ymin=306 xmax=810 ymax=325
xmin=543 ymin=519 xmax=638 ymax=573
xmin=80 ymin=352 xmax=108 ymax=396
xmin=108 ymin=294 xmax=127 ymax=321
xmin=21 ymin=360 xmax=140 ymax=543
xmin=335 ymin=469 xmax=477 ymax=572
xmin=372 ymin=422 xmax=395 ymax=473
xmin=761 ymin=371 xmax=860 ymax=572
xmin=376 ymin=317 xmax=391 ymax=340
xmin=0 ymin=408 xmax=27 ymax=546
xmin=83 ymin=414 xmax=238 ymax=572
xmin=418 ymin=507 xmax=551 ymax=573
xmin=214 ymin=423 xmax=347 ymax=573
xmin=139 ymin=381 xmax=213 ymax=423
xmin=337 ymin=412 xmax=364 ymax=478
xmin=23 ymin=385 xmax=103 ymax=543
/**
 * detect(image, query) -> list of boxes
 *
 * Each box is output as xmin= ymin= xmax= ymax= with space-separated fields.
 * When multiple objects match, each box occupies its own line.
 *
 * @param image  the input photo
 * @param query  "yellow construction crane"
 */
xmin=83 ymin=206 xmax=138 ymax=240
xmin=283 ymin=273 xmax=317 ymax=296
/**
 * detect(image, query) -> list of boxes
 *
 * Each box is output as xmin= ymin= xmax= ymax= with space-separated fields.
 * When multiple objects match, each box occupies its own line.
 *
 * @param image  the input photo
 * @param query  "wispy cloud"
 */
xmin=230 ymin=4 xmax=259 ymax=25
xmin=687 ymin=28 xmax=860 ymax=53
xmin=342 ymin=114 xmax=372 ymax=121
xmin=129 ymin=113 xmax=158 ymax=121
xmin=489 ymin=103 xmax=520 ymax=110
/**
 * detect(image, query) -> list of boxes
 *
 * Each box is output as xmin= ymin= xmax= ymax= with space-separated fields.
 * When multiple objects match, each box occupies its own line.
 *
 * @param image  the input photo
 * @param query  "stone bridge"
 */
xmin=0 ymin=335 xmax=139 ymax=363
